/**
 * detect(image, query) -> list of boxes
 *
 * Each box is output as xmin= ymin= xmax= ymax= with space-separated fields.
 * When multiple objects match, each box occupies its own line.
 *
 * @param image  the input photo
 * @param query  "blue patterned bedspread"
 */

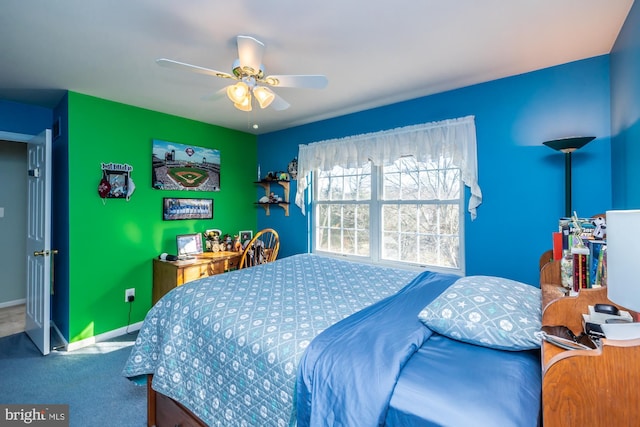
xmin=122 ymin=254 xmax=419 ymax=427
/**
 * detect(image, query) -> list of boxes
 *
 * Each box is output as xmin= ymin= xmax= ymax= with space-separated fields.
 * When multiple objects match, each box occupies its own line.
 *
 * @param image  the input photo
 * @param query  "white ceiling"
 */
xmin=0 ymin=0 xmax=634 ymax=135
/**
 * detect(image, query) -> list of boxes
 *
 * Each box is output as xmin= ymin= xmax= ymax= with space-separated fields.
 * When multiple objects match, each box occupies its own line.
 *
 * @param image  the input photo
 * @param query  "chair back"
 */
xmin=239 ymin=228 xmax=280 ymax=269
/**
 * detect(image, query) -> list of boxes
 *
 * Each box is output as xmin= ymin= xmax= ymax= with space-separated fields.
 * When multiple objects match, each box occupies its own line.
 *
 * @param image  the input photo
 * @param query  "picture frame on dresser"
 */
xmin=239 ymin=230 xmax=253 ymax=243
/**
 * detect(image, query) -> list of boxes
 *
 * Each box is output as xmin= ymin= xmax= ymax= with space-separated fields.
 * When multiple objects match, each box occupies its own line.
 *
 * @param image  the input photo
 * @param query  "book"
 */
xmin=571 ymin=246 xmax=590 ymax=291
xmin=588 ymin=240 xmax=606 ymax=287
xmin=559 ymin=218 xmax=571 ymax=251
xmin=599 ymin=245 xmax=608 ymax=287
xmin=552 ymin=232 xmax=563 ymax=260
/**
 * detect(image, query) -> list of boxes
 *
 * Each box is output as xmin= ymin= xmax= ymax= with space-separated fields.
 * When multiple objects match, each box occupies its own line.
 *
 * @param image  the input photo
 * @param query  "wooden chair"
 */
xmin=238 ymin=228 xmax=280 ymax=269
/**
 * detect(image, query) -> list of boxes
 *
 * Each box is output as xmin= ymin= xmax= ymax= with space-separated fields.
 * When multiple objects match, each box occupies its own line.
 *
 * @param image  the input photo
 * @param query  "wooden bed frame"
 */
xmin=147 ymin=375 xmax=207 ymax=427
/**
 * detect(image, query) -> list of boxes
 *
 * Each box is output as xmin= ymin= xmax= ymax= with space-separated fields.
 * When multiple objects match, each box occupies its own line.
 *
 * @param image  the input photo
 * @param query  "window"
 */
xmin=298 ymin=116 xmax=480 ymax=274
xmin=315 ymin=164 xmax=371 ymax=257
xmin=313 ymin=156 xmax=463 ymax=273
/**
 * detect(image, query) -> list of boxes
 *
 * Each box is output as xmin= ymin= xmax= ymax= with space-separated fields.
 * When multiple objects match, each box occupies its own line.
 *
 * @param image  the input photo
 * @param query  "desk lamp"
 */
xmin=543 ymin=136 xmax=595 ymax=218
xmin=602 ymin=209 xmax=640 ymax=339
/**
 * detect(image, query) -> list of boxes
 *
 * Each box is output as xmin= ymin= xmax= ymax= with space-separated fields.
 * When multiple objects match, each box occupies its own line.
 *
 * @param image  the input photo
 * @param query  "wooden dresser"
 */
xmin=152 ymin=251 xmax=241 ymax=304
xmin=541 ymin=287 xmax=640 ymax=426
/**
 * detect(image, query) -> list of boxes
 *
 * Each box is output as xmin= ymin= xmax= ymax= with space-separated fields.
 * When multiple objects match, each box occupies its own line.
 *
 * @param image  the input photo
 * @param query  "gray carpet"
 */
xmin=0 ymin=332 xmax=146 ymax=427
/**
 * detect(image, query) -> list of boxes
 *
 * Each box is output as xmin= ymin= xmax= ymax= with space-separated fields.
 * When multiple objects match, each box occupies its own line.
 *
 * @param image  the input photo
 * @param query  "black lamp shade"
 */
xmin=543 ymin=136 xmax=595 ymax=153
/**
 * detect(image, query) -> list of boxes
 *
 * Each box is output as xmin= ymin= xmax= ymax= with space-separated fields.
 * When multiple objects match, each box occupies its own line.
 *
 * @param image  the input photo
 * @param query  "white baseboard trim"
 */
xmin=0 ymin=299 xmax=26 ymax=309
xmin=64 ymin=321 xmax=143 ymax=352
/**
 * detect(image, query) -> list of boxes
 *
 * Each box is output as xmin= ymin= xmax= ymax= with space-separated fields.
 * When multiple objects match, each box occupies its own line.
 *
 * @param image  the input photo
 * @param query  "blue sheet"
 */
xmin=296 ymin=270 xmax=541 ymax=427
xmin=296 ymin=270 xmax=459 ymax=427
xmin=385 ymin=334 xmax=541 ymax=427
xmin=122 ymin=254 xmax=419 ymax=427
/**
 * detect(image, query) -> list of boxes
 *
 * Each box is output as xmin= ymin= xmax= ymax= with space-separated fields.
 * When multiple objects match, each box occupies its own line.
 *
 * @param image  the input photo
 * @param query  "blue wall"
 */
xmin=258 ymin=56 xmax=612 ymax=287
xmin=0 ymin=99 xmax=52 ymax=134
xmin=611 ymin=0 xmax=640 ymax=209
xmin=51 ymin=94 xmax=70 ymax=338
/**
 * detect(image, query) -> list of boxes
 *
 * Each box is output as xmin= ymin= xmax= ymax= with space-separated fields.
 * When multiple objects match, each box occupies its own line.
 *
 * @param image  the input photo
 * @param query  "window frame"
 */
xmin=311 ymin=160 xmax=465 ymax=275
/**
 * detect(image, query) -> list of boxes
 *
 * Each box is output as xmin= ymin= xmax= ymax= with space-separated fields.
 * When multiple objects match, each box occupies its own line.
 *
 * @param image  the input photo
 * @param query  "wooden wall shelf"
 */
xmin=255 ymin=180 xmax=290 ymax=216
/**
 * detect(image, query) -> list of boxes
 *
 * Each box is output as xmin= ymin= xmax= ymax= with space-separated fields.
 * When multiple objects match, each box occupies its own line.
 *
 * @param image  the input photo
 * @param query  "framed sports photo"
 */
xmin=152 ymin=139 xmax=221 ymax=191
xmin=163 ymin=198 xmax=213 ymax=221
xmin=105 ymin=171 xmax=128 ymax=198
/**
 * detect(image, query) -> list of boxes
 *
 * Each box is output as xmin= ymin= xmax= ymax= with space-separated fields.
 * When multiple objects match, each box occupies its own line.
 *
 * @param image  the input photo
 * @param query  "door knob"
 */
xmin=33 ymin=249 xmax=59 ymax=256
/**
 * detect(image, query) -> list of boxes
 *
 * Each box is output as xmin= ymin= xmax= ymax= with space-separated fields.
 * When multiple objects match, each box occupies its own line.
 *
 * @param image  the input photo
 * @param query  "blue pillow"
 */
xmin=418 ymin=275 xmax=542 ymax=350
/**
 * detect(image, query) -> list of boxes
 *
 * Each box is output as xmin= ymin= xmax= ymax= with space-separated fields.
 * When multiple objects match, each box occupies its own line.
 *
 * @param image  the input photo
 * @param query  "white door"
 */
xmin=25 ymin=129 xmax=52 ymax=356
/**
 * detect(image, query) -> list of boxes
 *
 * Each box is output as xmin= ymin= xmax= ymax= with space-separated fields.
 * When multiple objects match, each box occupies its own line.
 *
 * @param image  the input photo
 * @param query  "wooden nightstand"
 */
xmin=152 ymin=251 xmax=241 ymax=304
xmin=541 ymin=287 xmax=640 ymax=426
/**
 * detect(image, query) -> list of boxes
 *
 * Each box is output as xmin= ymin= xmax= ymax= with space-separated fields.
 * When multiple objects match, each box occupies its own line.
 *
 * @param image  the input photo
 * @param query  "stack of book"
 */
xmin=552 ymin=217 xmax=607 ymax=289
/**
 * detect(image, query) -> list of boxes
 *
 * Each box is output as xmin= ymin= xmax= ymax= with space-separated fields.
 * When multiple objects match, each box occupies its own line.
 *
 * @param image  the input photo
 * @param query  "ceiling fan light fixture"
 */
xmin=227 ymin=81 xmax=250 ymax=104
xmin=253 ymin=86 xmax=275 ymax=109
xmin=158 ymin=35 xmax=326 ymax=114
xmin=233 ymin=94 xmax=252 ymax=112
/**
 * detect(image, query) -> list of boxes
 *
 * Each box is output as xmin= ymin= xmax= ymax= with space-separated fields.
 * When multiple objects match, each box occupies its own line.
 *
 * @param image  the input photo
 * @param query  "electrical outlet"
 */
xmin=125 ymin=288 xmax=135 ymax=303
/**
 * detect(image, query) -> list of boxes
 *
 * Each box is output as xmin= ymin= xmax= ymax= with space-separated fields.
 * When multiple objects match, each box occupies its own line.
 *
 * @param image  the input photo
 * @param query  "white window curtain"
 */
xmin=296 ymin=115 xmax=482 ymax=219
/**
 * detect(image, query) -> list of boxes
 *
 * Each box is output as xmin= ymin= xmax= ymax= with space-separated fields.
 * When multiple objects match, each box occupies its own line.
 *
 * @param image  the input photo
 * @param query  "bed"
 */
xmin=123 ymin=253 xmax=542 ymax=427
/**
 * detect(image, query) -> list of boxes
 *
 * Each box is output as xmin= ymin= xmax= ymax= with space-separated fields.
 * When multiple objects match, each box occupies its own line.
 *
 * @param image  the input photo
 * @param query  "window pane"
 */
xmin=418 ymin=204 xmax=438 ymax=234
xmin=400 ymin=233 xmax=418 ymax=262
xmin=439 ymin=204 xmax=460 ymax=234
xmin=418 ymin=170 xmax=438 ymax=199
xmin=317 ymin=228 xmax=329 ymax=251
xmin=318 ymin=204 xmax=329 ymax=227
xmin=318 ymin=165 xmax=371 ymax=201
xmin=316 ymin=200 xmax=370 ymax=256
xmin=382 ymin=231 xmax=399 ymax=259
xmin=356 ymin=230 xmax=370 ymax=256
xmin=399 ymin=204 xmax=417 ymax=233
xmin=439 ymin=236 xmax=459 ymax=268
xmin=382 ymin=205 xmax=399 ymax=232
xmin=439 ymin=168 xmax=461 ymax=199
xmin=400 ymin=169 xmax=419 ymax=200
xmin=329 ymin=228 xmax=342 ymax=252
xmin=329 ymin=205 xmax=342 ymax=228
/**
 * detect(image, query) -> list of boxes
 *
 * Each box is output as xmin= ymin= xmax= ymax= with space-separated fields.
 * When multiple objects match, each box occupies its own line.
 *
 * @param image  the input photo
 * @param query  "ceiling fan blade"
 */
xmin=262 ymin=74 xmax=328 ymax=89
xmin=200 ymin=87 xmax=227 ymax=101
xmin=270 ymin=93 xmax=290 ymax=111
xmin=237 ymin=35 xmax=265 ymax=74
xmin=156 ymin=58 xmax=236 ymax=80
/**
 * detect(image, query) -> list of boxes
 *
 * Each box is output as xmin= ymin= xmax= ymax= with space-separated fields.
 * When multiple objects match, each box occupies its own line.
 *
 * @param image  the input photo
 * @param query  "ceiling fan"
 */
xmin=156 ymin=35 xmax=328 ymax=112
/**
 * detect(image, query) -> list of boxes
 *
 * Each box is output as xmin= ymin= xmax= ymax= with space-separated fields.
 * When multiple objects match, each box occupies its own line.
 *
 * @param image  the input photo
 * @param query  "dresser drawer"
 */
xmin=181 ymin=263 xmax=210 ymax=283
xmin=226 ymin=256 xmax=240 ymax=271
xmin=152 ymin=252 xmax=242 ymax=304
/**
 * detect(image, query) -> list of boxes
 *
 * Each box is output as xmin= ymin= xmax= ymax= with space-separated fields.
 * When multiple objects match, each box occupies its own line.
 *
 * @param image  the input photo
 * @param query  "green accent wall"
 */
xmin=64 ymin=92 xmax=256 ymax=343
